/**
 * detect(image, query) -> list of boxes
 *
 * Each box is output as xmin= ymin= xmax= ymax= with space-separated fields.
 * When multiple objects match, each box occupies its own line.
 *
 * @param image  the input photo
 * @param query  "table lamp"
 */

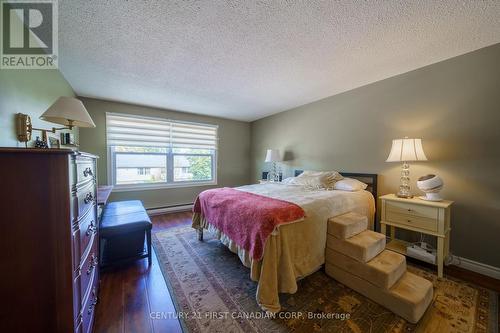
xmin=386 ymin=137 xmax=427 ymax=198
xmin=265 ymin=149 xmax=281 ymax=182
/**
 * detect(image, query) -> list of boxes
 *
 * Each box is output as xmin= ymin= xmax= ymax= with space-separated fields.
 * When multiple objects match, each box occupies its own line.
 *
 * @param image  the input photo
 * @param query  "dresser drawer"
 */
xmin=72 ymin=273 xmax=82 ymax=332
xmin=77 ymin=182 xmax=96 ymax=218
xmin=76 ymin=159 xmax=95 ymax=186
xmin=386 ymin=201 xmax=438 ymax=220
xmin=80 ymin=237 xmax=99 ymax=305
xmin=81 ymin=271 xmax=98 ymax=333
xmin=73 ymin=207 xmax=97 ymax=268
xmin=385 ymin=211 xmax=437 ymax=232
xmin=72 ymin=226 xmax=98 ymax=331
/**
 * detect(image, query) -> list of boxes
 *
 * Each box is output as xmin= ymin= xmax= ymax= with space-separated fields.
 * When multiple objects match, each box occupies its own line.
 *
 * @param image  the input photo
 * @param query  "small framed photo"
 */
xmin=60 ymin=132 xmax=75 ymax=145
xmin=47 ymin=133 xmax=61 ymax=149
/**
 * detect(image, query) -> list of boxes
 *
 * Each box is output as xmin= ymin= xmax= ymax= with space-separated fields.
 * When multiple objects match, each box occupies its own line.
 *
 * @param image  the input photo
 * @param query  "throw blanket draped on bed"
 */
xmin=193 ymin=187 xmax=305 ymax=260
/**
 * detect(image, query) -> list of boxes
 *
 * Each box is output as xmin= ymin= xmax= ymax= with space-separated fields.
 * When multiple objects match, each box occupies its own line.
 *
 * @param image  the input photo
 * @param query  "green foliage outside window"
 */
xmin=186 ymin=156 xmax=212 ymax=180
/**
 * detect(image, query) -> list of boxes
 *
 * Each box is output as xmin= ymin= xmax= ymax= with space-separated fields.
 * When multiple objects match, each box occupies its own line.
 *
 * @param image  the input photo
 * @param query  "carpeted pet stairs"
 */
xmin=325 ymin=212 xmax=433 ymax=323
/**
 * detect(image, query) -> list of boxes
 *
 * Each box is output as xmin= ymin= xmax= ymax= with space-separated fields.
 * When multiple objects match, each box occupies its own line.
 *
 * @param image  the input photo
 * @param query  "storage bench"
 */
xmin=100 ymin=200 xmax=152 ymax=267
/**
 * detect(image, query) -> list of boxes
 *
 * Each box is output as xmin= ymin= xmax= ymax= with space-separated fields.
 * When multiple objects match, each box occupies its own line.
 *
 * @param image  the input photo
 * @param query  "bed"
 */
xmin=192 ymin=171 xmax=377 ymax=312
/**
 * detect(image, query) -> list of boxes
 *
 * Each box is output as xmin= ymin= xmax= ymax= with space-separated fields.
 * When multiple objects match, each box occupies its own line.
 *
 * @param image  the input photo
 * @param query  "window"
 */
xmin=106 ymin=113 xmax=217 ymax=190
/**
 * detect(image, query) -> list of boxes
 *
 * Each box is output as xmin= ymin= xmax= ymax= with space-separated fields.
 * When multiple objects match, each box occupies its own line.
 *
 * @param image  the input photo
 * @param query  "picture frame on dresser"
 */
xmin=47 ymin=132 xmax=61 ymax=149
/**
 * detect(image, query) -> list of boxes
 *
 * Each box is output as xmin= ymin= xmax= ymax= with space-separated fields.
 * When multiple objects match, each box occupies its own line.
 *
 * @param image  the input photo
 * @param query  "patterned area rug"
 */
xmin=152 ymin=226 xmax=498 ymax=333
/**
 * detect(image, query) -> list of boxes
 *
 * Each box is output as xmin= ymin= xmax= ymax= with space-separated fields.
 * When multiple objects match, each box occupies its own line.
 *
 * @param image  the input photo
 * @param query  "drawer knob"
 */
xmin=88 ymin=298 xmax=98 ymax=314
xmin=83 ymin=167 xmax=93 ymax=177
xmin=86 ymin=221 xmax=97 ymax=236
xmin=84 ymin=192 xmax=94 ymax=204
xmin=88 ymin=288 xmax=98 ymax=314
xmin=407 ymin=208 xmax=413 ymax=212
xmin=407 ymin=219 xmax=412 ymax=223
xmin=86 ymin=254 xmax=98 ymax=275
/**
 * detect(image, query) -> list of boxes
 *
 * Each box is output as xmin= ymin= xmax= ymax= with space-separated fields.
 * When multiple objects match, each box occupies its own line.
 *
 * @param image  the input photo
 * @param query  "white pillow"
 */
xmin=333 ymin=178 xmax=368 ymax=191
xmin=288 ymin=175 xmax=323 ymax=187
xmin=297 ymin=170 xmax=343 ymax=188
xmin=281 ymin=177 xmax=297 ymax=184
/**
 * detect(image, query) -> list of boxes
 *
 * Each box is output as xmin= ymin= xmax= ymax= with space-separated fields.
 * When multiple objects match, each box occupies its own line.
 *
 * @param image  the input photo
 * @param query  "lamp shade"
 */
xmin=386 ymin=138 xmax=427 ymax=162
xmin=265 ymin=149 xmax=281 ymax=162
xmin=40 ymin=97 xmax=96 ymax=128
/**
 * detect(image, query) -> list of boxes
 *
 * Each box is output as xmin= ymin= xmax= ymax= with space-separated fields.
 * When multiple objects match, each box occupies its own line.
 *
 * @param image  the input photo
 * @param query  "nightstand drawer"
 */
xmin=386 ymin=211 xmax=437 ymax=232
xmin=386 ymin=201 xmax=438 ymax=220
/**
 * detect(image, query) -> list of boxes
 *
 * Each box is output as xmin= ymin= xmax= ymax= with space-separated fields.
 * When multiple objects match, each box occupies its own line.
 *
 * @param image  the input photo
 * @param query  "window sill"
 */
xmin=111 ymin=181 xmax=217 ymax=192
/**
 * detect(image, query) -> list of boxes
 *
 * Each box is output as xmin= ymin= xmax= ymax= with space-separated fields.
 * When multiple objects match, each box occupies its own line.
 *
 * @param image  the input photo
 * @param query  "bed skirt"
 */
xmin=192 ymin=212 xmax=322 ymax=313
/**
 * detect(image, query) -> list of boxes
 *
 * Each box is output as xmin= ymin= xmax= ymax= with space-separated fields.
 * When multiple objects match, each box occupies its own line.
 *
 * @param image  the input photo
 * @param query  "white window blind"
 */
xmin=106 ymin=113 xmax=218 ymax=149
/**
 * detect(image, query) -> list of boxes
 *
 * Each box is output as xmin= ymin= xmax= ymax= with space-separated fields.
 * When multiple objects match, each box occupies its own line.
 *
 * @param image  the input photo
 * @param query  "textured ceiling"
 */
xmin=59 ymin=1 xmax=500 ymax=121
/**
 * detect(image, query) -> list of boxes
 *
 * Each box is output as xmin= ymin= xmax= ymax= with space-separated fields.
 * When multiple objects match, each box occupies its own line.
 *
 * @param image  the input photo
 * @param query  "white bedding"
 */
xmin=198 ymin=182 xmax=375 ymax=312
xmin=237 ymin=182 xmax=375 ymax=229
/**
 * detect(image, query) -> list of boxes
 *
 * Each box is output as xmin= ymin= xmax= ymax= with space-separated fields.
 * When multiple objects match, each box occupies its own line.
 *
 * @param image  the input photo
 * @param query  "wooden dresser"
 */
xmin=0 ymin=148 xmax=99 ymax=333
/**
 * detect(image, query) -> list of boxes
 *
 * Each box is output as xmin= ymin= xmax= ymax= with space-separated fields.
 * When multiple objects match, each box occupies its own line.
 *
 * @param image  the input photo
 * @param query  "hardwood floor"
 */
xmin=93 ymin=212 xmax=192 ymax=333
xmin=94 ymin=211 xmax=500 ymax=333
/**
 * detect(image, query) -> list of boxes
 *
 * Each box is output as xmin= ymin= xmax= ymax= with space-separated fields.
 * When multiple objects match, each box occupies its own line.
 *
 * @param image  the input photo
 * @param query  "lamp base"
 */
xmin=268 ymin=161 xmax=281 ymax=182
xmin=396 ymin=192 xmax=413 ymax=199
xmin=396 ymin=161 xmax=412 ymax=198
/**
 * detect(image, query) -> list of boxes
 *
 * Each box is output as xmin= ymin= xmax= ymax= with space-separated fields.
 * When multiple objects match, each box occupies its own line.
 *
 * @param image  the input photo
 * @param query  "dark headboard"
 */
xmin=294 ymin=170 xmax=379 ymax=230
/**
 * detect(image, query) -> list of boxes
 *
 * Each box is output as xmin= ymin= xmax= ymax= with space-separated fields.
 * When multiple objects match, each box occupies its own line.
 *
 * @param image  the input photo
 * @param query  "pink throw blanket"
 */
xmin=193 ymin=188 xmax=305 ymax=260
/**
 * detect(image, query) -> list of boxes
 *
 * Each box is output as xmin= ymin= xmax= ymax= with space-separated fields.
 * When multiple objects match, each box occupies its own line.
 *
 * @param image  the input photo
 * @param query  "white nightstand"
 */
xmin=379 ymin=194 xmax=453 ymax=278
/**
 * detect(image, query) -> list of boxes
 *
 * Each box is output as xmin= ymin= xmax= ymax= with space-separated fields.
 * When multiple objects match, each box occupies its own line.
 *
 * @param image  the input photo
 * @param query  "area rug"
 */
xmin=152 ymin=226 xmax=498 ymax=333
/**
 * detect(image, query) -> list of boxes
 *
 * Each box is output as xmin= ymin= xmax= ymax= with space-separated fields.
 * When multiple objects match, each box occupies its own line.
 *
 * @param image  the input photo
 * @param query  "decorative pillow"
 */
xmin=296 ymin=170 xmax=343 ymax=188
xmin=289 ymin=174 xmax=323 ymax=188
xmin=333 ymin=178 xmax=368 ymax=191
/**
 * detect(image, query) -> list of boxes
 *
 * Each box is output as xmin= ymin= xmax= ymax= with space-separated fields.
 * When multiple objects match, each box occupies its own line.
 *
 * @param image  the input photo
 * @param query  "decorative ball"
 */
xmin=417 ymin=174 xmax=444 ymax=201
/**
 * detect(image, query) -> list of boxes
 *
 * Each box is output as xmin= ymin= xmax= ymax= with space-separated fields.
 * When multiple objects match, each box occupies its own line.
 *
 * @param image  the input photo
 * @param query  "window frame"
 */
xmin=106 ymin=113 xmax=218 ymax=192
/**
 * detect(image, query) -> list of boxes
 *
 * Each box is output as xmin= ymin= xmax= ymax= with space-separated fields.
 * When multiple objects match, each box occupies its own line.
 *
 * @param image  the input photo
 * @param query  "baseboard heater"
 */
xmin=146 ymin=203 xmax=194 ymax=216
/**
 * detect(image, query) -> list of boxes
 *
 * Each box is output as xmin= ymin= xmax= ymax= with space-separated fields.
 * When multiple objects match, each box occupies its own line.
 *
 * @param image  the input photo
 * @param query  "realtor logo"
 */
xmin=1 ymin=0 xmax=58 ymax=69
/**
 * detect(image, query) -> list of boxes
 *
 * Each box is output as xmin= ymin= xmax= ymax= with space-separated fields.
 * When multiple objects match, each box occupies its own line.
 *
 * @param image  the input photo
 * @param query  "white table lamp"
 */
xmin=265 ymin=149 xmax=281 ymax=182
xmin=386 ymin=137 xmax=427 ymax=198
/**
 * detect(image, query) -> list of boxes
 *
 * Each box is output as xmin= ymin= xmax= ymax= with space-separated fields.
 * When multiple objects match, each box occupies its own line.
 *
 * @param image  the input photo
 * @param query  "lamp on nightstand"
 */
xmin=386 ymin=137 xmax=427 ymax=198
xmin=265 ymin=149 xmax=281 ymax=182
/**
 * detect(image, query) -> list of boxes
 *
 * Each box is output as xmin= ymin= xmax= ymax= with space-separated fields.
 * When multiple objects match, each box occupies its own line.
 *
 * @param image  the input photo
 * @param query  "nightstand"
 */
xmin=379 ymin=194 xmax=453 ymax=278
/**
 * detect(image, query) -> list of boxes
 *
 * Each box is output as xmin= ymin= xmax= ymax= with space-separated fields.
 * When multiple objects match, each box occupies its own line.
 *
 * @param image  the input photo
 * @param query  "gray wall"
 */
xmin=0 ymin=69 xmax=76 ymax=147
xmin=251 ymin=44 xmax=500 ymax=267
xmin=79 ymin=97 xmax=251 ymax=209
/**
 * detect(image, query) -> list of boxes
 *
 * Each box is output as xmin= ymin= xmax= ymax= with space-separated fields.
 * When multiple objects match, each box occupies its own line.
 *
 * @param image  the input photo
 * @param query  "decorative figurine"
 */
xmin=34 ymin=136 xmax=49 ymax=149
xmin=417 ymin=174 xmax=444 ymax=201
